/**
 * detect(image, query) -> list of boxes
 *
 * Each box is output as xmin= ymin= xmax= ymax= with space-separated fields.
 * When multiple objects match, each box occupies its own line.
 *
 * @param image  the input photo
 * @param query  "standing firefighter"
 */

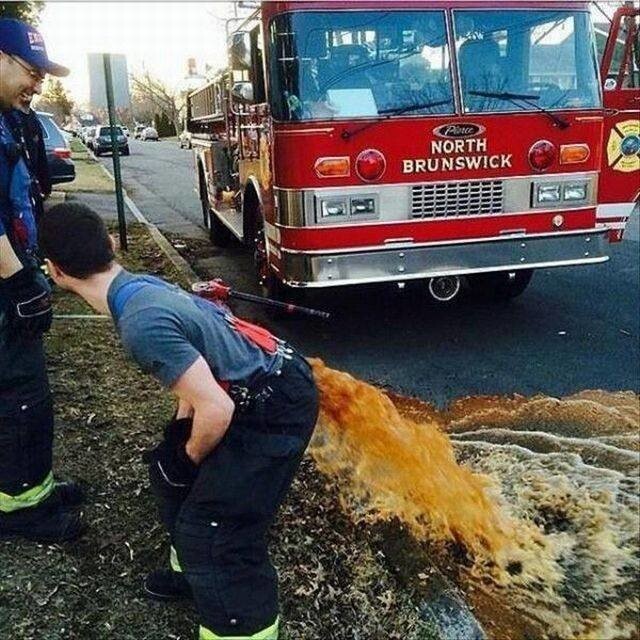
xmin=0 ymin=19 xmax=84 ymax=542
xmin=39 ymin=203 xmax=319 ymax=640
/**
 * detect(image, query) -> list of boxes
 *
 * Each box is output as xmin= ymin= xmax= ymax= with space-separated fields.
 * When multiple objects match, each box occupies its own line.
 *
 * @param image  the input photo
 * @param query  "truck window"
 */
xmin=453 ymin=9 xmax=601 ymax=112
xmin=268 ymin=10 xmax=454 ymax=121
xmin=604 ymin=14 xmax=640 ymax=90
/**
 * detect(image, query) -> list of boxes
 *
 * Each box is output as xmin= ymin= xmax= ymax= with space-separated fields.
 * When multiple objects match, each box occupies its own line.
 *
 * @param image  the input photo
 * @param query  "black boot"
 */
xmin=143 ymin=568 xmax=192 ymax=601
xmin=52 ymin=480 xmax=85 ymax=507
xmin=0 ymin=496 xmax=85 ymax=543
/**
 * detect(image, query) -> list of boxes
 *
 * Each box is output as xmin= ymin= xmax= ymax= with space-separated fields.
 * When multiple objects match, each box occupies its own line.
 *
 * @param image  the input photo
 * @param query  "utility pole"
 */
xmin=103 ymin=53 xmax=128 ymax=251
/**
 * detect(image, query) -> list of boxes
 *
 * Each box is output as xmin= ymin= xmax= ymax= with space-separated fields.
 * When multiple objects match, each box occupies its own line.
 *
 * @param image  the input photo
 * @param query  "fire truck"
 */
xmin=187 ymin=1 xmax=639 ymax=303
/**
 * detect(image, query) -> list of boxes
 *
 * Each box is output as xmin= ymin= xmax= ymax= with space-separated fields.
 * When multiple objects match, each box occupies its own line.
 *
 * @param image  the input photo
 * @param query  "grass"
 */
xmin=58 ymin=138 xmax=114 ymax=194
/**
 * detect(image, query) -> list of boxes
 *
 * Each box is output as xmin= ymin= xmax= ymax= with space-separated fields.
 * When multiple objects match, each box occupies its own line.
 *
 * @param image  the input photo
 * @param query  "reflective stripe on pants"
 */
xmin=199 ymin=617 xmax=279 ymax=640
xmin=0 ymin=470 xmax=54 ymax=513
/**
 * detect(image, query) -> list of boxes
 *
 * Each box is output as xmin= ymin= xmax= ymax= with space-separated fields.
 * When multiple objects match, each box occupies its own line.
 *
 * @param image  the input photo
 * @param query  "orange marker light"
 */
xmin=314 ymin=156 xmax=350 ymax=178
xmin=560 ymin=144 xmax=590 ymax=165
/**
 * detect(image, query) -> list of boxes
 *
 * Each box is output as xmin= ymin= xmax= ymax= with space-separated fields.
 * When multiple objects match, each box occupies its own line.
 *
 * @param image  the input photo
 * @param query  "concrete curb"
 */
xmin=90 ymin=149 xmax=200 ymax=285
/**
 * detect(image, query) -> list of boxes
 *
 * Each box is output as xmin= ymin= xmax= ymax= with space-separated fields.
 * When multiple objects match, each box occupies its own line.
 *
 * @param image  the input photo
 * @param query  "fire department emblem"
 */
xmin=606 ymin=120 xmax=640 ymax=173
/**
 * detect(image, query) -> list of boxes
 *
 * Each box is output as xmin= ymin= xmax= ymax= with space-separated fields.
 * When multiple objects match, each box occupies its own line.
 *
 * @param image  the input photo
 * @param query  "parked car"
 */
xmin=133 ymin=124 xmax=146 ymax=139
xmin=120 ymin=125 xmax=130 ymax=137
xmin=141 ymin=126 xmax=159 ymax=141
xmin=36 ymin=111 xmax=75 ymax=185
xmin=93 ymin=125 xmax=130 ymax=156
xmin=178 ymin=129 xmax=192 ymax=149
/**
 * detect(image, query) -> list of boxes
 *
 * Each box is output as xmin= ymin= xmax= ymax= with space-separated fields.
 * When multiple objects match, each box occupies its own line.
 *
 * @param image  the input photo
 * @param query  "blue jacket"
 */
xmin=0 ymin=111 xmax=38 ymax=258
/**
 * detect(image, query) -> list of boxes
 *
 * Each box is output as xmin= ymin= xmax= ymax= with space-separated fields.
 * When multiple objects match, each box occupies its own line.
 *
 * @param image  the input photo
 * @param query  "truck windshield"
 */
xmin=268 ymin=11 xmax=454 ymax=121
xmin=453 ymin=10 xmax=601 ymax=113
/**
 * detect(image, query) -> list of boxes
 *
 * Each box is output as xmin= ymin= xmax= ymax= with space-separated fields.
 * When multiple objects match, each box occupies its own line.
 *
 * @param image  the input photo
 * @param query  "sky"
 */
xmin=39 ymin=1 xmax=239 ymax=104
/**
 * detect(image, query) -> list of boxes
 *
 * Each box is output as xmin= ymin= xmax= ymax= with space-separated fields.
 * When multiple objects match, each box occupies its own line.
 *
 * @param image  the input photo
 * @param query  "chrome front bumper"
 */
xmin=281 ymin=229 xmax=609 ymax=288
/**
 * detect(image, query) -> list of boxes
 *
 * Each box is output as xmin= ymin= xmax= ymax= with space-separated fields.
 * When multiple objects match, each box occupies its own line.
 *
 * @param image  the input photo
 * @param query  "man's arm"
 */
xmin=171 ymin=356 xmax=235 ymax=464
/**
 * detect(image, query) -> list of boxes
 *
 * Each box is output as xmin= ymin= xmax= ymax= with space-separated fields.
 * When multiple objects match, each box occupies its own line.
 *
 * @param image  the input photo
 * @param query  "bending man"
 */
xmin=39 ymin=202 xmax=319 ymax=640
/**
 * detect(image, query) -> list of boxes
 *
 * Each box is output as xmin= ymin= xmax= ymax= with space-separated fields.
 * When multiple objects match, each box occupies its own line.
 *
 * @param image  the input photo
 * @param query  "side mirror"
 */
xmin=230 ymin=32 xmax=252 ymax=70
xmin=232 ymin=81 xmax=254 ymax=103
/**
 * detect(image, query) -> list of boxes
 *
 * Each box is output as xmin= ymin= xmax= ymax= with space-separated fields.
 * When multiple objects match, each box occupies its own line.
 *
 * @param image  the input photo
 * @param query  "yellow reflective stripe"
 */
xmin=199 ymin=617 xmax=279 ymax=640
xmin=169 ymin=545 xmax=182 ymax=573
xmin=0 ymin=472 xmax=55 ymax=513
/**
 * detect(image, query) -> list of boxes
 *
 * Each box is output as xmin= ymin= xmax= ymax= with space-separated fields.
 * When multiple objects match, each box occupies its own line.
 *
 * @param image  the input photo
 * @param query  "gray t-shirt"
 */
xmin=107 ymin=270 xmax=281 ymax=388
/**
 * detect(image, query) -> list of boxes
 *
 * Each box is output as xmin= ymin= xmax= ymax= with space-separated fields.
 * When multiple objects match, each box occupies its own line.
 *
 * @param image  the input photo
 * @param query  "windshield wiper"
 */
xmin=468 ymin=90 xmax=570 ymax=129
xmin=341 ymin=99 xmax=452 ymax=140
xmin=378 ymin=99 xmax=453 ymax=116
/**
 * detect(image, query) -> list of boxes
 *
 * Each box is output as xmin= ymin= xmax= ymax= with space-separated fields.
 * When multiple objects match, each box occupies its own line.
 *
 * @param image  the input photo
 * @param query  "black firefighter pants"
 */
xmin=148 ymin=352 xmax=319 ymax=637
xmin=0 ymin=291 xmax=53 ymax=503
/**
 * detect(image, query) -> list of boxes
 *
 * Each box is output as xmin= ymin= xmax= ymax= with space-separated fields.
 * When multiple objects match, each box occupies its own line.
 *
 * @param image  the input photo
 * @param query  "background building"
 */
xmin=88 ymin=53 xmax=132 ymax=110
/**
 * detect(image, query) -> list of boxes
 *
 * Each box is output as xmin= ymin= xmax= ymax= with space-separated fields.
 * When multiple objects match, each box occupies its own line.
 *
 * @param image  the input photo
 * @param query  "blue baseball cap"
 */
xmin=0 ymin=18 xmax=69 ymax=77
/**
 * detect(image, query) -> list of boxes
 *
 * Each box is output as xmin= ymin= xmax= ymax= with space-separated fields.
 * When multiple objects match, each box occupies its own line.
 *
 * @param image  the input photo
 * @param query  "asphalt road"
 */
xmin=97 ymin=137 xmax=206 ymax=237
xmin=100 ymin=137 xmax=640 ymax=406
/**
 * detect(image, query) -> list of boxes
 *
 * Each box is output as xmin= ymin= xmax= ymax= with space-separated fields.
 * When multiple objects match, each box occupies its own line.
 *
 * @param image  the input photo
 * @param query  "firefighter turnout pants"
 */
xmin=148 ymin=352 xmax=319 ymax=639
xmin=0 ymin=292 xmax=54 ymax=513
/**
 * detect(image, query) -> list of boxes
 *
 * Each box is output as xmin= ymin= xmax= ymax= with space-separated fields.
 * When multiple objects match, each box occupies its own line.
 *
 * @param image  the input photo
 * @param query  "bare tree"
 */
xmin=130 ymin=72 xmax=183 ymax=134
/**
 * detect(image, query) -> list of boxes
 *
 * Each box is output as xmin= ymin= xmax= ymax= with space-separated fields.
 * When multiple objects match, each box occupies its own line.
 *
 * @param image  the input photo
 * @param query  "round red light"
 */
xmin=355 ymin=149 xmax=386 ymax=182
xmin=529 ymin=140 xmax=557 ymax=172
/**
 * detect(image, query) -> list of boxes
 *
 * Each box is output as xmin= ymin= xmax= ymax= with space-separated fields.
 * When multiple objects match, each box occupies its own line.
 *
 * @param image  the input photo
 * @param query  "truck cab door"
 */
xmin=598 ymin=5 xmax=640 ymax=241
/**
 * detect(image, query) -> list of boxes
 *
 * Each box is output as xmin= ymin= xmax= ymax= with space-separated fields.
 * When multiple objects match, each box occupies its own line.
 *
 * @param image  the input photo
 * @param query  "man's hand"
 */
xmin=0 ymin=266 xmax=52 ymax=338
xmin=172 ymin=357 xmax=235 ymax=465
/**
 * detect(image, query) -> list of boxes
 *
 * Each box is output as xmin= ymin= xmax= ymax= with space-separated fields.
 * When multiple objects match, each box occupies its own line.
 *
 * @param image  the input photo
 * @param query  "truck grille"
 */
xmin=411 ymin=180 xmax=504 ymax=218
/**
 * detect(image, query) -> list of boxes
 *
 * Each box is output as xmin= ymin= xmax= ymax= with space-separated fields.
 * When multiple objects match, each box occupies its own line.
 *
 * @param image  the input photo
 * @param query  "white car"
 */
xmin=120 ymin=125 xmax=130 ymax=137
xmin=141 ymin=126 xmax=159 ymax=141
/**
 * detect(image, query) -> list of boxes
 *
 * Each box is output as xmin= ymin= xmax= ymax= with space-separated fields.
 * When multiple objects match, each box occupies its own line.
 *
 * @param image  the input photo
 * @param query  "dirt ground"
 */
xmin=0 ymin=225 xmax=436 ymax=640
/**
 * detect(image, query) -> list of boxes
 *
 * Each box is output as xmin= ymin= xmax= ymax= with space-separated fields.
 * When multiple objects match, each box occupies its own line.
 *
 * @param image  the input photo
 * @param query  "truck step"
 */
xmin=212 ymin=201 xmax=244 ymax=241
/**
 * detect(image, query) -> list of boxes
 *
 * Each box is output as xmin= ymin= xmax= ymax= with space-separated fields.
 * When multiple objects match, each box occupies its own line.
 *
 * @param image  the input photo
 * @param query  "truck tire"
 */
xmin=199 ymin=167 xmax=231 ymax=246
xmin=208 ymin=209 xmax=233 ymax=247
xmin=467 ymin=269 xmax=534 ymax=301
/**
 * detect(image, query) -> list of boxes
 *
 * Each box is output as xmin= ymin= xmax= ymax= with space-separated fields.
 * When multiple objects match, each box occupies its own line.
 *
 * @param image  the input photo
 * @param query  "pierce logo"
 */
xmin=434 ymin=123 xmax=485 ymax=139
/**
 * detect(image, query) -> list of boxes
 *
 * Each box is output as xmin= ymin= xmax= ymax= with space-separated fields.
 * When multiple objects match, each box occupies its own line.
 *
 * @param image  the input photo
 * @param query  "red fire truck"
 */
xmin=187 ymin=1 xmax=639 ymax=303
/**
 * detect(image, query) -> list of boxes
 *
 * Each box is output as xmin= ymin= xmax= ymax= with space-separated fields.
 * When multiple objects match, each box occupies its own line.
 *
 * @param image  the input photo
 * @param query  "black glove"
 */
xmin=1 ymin=267 xmax=52 ymax=338
xmin=142 ymin=417 xmax=197 ymax=486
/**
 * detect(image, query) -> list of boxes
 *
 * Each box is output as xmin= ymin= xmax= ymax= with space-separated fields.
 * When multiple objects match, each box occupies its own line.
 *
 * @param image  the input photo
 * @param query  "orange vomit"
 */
xmin=308 ymin=359 xmax=640 ymax=640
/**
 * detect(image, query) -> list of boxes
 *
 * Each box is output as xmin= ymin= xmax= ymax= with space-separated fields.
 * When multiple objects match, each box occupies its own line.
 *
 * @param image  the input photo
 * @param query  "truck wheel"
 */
xmin=198 ymin=169 xmax=211 ymax=230
xmin=467 ymin=269 xmax=534 ymax=301
xmin=208 ymin=209 xmax=233 ymax=247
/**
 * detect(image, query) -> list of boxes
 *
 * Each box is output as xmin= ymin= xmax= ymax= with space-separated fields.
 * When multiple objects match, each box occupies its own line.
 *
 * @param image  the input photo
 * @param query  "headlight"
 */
xmin=563 ymin=183 xmax=588 ymax=202
xmin=351 ymin=197 xmax=376 ymax=216
xmin=319 ymin=198 xmax=348 ymax=219
xmin=536 ymin=183 xmax=561 ymax=203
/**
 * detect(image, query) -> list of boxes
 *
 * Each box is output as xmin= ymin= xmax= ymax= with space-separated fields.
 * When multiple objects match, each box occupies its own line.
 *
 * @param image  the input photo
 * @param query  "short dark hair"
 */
xmin=39 ymin=203 xmax=115 ymax=278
